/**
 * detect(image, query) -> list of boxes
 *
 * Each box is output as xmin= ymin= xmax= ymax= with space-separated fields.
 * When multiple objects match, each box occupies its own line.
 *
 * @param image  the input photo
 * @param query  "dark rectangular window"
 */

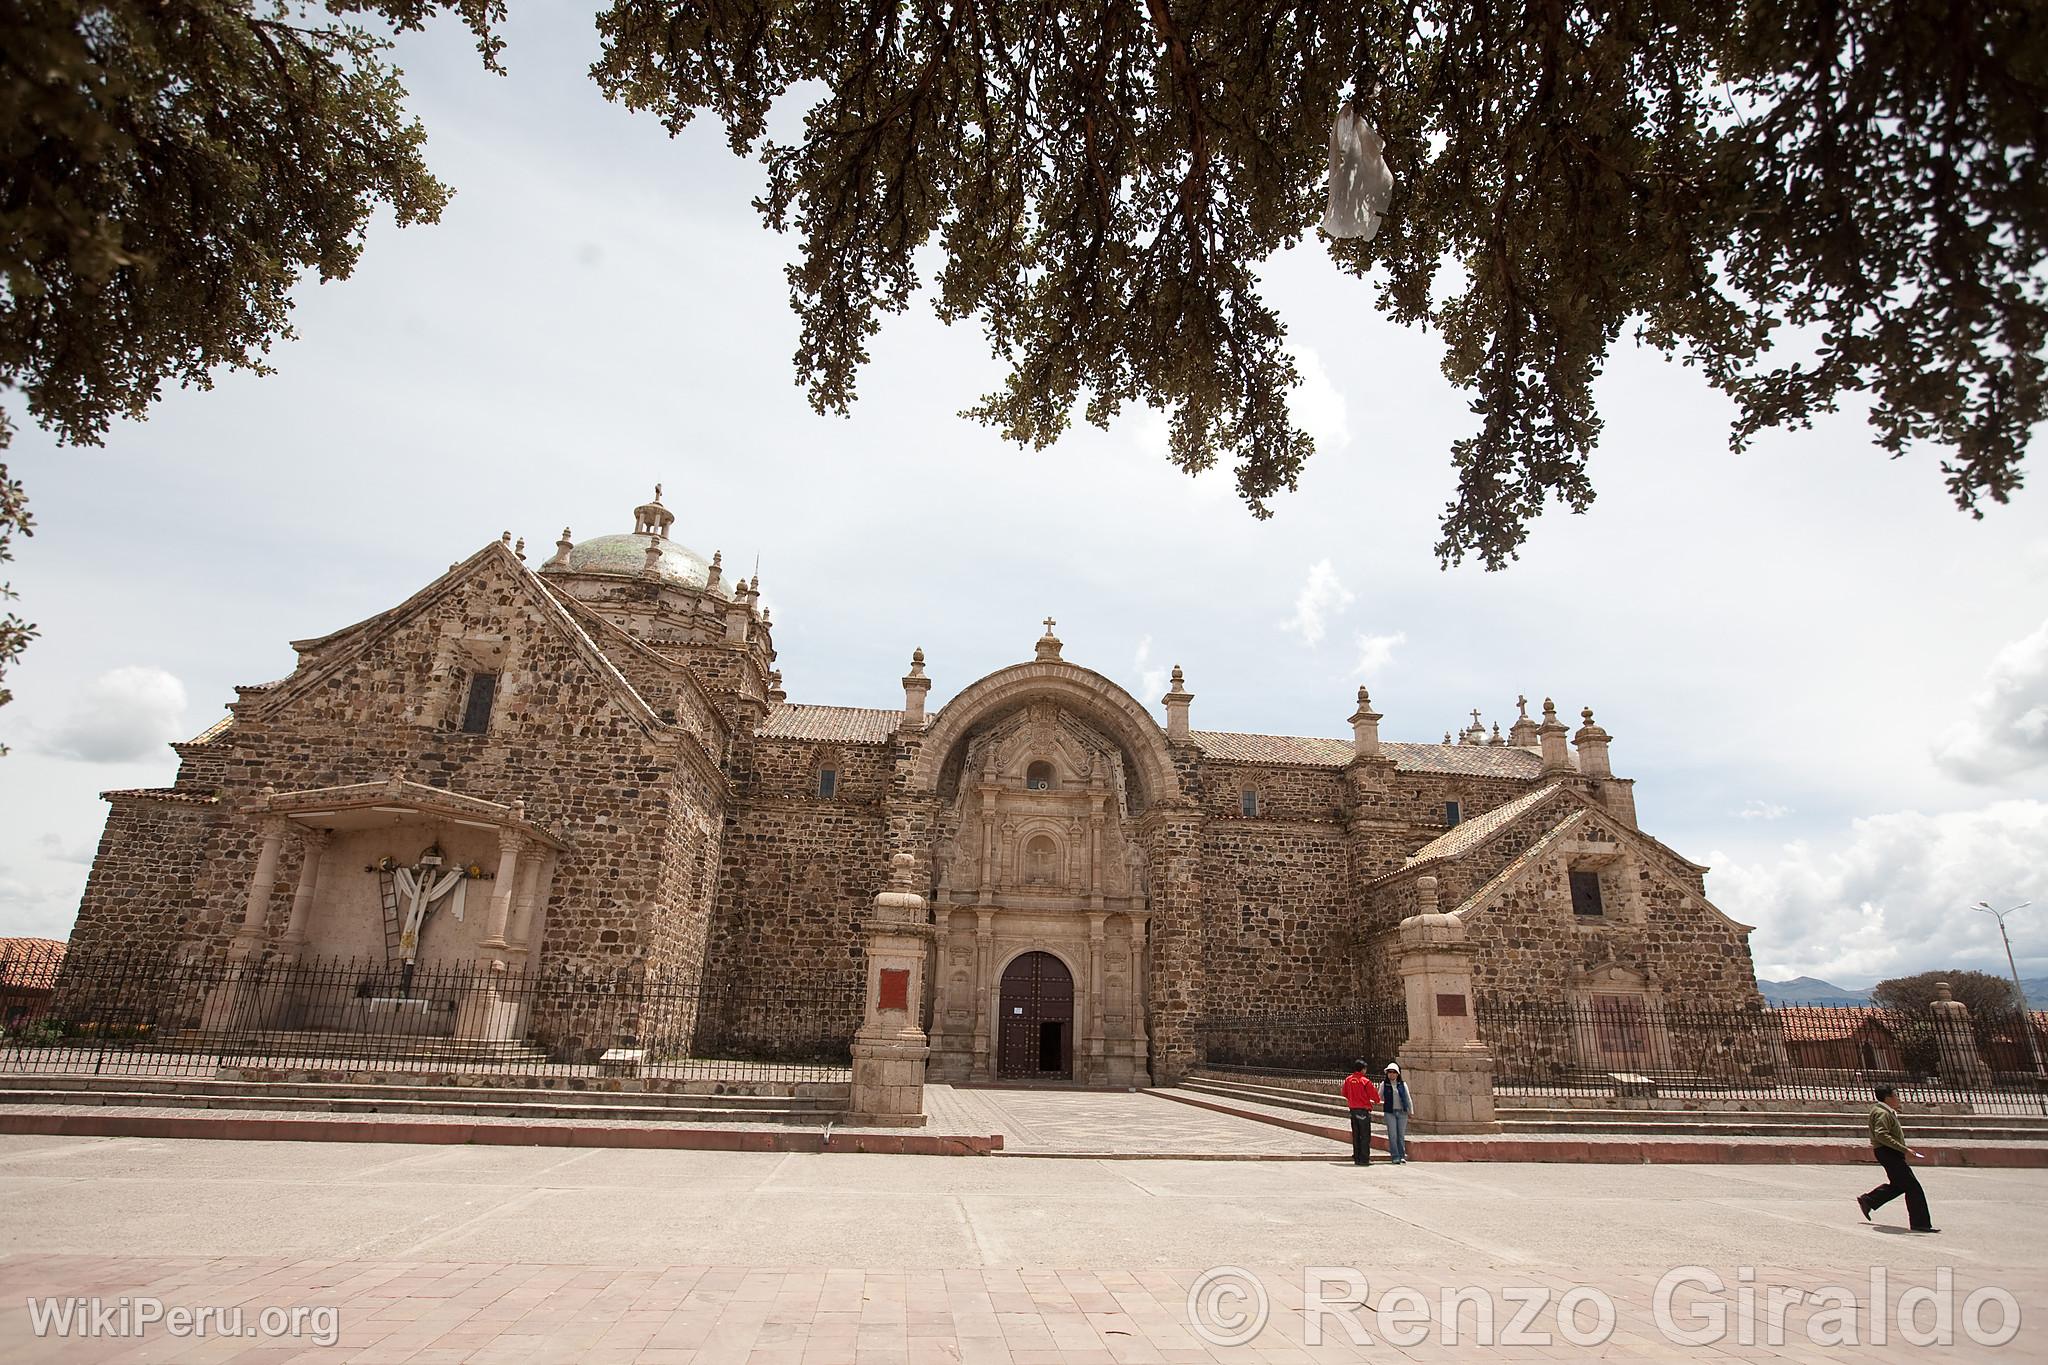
xmin=1445 ymin=800 xmax=1462 ymax=827
xmin=1570 ymin=869 xmax=1605 ymax=917
xmin=1240 ymin=789 xmax=1259 ymax=818
xmin=817 ymin=769 xmax=837 ymax=799
xmin=460 ymin=672 xmax=498 ymax=734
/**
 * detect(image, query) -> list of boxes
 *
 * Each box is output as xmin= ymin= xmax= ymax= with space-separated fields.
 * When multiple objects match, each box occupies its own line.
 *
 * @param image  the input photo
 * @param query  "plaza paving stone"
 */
xmin=0 ymin=1130 xmax=2041 ymax=1362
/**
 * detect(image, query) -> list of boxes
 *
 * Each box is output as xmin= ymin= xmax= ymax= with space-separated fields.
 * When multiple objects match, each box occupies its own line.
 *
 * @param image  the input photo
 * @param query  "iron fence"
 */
xmin=1193 ymin=1001 xmax=1409 ymax=1075
xmin=1477 ymin=997 xmax=2048 ymax=1116
xmin=0 ymin=945 xmax=861 ymax=1084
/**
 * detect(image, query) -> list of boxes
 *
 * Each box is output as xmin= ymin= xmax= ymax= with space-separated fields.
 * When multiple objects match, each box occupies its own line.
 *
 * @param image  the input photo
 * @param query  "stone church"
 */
xmin=71 ymin=488 xmax=1763 ymax=1085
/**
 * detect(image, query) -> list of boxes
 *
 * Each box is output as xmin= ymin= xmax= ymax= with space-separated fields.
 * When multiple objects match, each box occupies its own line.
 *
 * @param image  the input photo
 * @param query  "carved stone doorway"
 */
xmin=998 ymin=951 xmax=1073 ymax=1080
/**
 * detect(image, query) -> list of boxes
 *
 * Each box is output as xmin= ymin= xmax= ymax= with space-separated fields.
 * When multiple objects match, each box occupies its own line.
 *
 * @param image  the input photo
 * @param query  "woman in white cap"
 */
xmin=1382 ymin=1063 xmax=1414 ymax=1164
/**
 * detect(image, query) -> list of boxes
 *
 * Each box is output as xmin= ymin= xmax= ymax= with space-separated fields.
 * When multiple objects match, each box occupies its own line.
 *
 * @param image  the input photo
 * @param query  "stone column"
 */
xmin=507 ymin=852 xmax=549 ymax=957
xmin=230 ymin=816 xmax=292 ymax=960
xmin=1395 ymin=881 xmax=1502 ymax=1134
xmin=482 ymin=829 xmax=527 ymax=950
xmin=1084 ymin=911 xmax=1107 ymax=1083
xmin=972 ymin=908 xmax=996 ymax=1080
xmin=280 ymin=828 xmax=330 ymax=955
xmin=1930 ymin=982 xmax=1991 ymax=1085
xmin=848 ymin=853 xmax=937 ymax=1126
xmin=1142 ymin=809 xmax=1205 ymax=1085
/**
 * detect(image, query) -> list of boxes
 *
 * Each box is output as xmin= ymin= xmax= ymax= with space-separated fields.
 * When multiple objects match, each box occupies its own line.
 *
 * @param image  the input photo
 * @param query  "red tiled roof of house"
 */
xmin=0 ymin=938 xmax=65 ymax=990
xmin=1772 ymin=1006 xmax=1897 ymax=1041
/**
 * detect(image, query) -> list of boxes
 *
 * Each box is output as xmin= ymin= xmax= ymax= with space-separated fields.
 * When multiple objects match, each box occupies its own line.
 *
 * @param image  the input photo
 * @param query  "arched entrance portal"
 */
xmin=998 ymin=952 xmax=1074 ymax=1080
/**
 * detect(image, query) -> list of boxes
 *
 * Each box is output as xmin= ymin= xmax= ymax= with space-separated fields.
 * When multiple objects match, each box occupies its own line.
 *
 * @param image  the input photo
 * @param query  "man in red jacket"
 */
xmin=1341 ymin=1059 xmax=1381 ymax=1166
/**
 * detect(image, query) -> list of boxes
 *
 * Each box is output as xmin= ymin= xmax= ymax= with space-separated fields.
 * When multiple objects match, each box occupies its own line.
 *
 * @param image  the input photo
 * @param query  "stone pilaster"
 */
xmin=1395 ymin=881 xmax=1501 ymax=1134
xmin=848 ymin=853 xmax=937 ymax=1125
xmin=1142 ymin=808 xmax=1204 ymax=1084
xmin=280 ymin=828 xmax=330 ymax=955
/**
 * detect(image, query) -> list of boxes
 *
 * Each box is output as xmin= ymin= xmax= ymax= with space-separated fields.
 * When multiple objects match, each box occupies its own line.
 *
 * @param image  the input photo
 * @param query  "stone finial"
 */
xmin=767 ymin=669 xmax=786 ymax=703
xmin=1538 ymin=697 xmax=1574 ymax=774
xmin=1936 ymin=981 xmax=1954 ymax=1003
xmin=1489 ymin=722 xmax=1504 ymax=746
xmin=1348 ymin=685 xmax=1383 ymax=759
xmin=1161 ymin=664 xmax=1193 ymax=742
xmin=1572 ymin=706 xmax=1614 ymax=778
xmin=901 ymin=647 xmax=932 ymax=731
xmin=722 ymin=581 xmax=750 ymax=644
xmin=705 ymin=550 xmax=723 ymax=595
xmin=633 ymin=485 xmax=675 ymax=539
xmin=547 ymin=528 xmax=573 ymax=568
xmin=1034 ymin=616 xmax=1063 ymax=662
xmin=890 ymin=850 xmax=917 ymax=889
xmin=1416 ymin=874 xmax=1440 ymax=915
xmin=511 ymin=798 xmax=526 ymax=821
xmin=514 ymin=537 xmax=525 ymax=560
xmin=1444 ymin=730 xmax=1453 ymax=745
xmin=1507 ymin=693 xmax=1540 ymax=748
xmin=501 ymin=530 xmax=512 ymax=547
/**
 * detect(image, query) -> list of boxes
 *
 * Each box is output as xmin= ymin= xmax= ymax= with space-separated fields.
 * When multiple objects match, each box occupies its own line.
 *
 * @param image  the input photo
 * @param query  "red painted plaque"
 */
xmin=1435 ymin=992 xmax=1468 ymax=1018
xmin=878 ymin=968 xmax=910 ymax=1012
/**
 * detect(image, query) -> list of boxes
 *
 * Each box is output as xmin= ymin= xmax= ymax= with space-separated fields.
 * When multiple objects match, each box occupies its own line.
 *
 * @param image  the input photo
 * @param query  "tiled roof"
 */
xmin=100 ymin=788 xmax=220 ymax=806
xmin=0 ymin=937 xmax=65 ymax=989
xmin=1773 ymin=1006 xmax=1897 ymax=1042
xmin=1190 ymin=731 xmax=1548 ymax=778
xmin=1405 ymin=784 xmax=1564 ymax=868
xmin=759 ymin=704 xmax=902 ymax=745
xmin=182 ymin=715 xmax=233 ymax=746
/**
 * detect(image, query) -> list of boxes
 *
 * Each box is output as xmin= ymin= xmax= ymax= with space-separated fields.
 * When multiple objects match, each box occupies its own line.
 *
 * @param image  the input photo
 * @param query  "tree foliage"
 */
xmin=591 ymin=0 xmax=2047 ymax=567
xmin=1872 ymin=969 xmax=2021 ymax=1019
xmin=0 ymin=1 xmax=502 ymax=728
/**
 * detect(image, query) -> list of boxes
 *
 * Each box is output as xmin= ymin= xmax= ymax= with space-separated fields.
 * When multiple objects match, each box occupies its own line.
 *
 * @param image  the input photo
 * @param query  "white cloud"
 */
xmin=35 ymin=833 xmax=97 ymax=865
xmin=1354 ymin=631 xmax=1407 ymax=678
xmin=1287 ymin=344 xmax=1351 ymax=452
xmin=0 ymin=874 xmax=80 ymax=940
xmin=1736 ymin=800 xmax=1791 ymax=822
xmin=1932 ymin=617 xmax=2048 ymax=783
xmin=1709 ymin=799 xmax=2048 ymax=984
xmin=1131 ymin=635 xmax=1170 ymax=705
xmin=1279 ymin=559 xmax=1354 ymax=647
xmin=34 ymin=666 xmax=188 ymax=764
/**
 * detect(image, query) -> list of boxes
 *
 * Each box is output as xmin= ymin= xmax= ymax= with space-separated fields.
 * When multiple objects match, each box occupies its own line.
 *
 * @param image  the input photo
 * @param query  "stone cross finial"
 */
xmin=1043 ymin=616 xmax=1057 ymax=634
xmin=1470 ymin=708 xmax=1482 ymax=728
xmin=1517 ymin=695 xmax=1529 ymax=719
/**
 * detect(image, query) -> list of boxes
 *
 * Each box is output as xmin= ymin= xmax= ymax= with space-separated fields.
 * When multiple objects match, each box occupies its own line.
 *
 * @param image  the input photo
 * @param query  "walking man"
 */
xmin=1342 ymin=1059 xmax=1380 ymax=1166
xmin=1858 ymin=1084 xmax=1937 ymax=1233
xmin=1382 ymin=1062 xmax=1414 ymax=1164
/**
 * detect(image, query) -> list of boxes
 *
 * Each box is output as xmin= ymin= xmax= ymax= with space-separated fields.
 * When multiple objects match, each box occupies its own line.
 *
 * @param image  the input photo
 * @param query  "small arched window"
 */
xmin=816 ymin=768 xmax=838 ymax=798
xmin=1240 ymin=788 xmax=1259 ymax=818
xmin=1025 ymin=760 xmax=1055 ymax=791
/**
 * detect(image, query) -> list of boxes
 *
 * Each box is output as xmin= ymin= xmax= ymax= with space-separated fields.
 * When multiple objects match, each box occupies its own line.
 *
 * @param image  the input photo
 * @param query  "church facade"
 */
xmin=70 ymin=490 xmax=1764 ymax=1084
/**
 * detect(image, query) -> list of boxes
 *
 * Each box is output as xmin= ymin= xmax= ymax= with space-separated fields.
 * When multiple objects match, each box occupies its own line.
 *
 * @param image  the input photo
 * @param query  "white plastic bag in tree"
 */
xmin=1323 ymin=101 xmax=1393 ymax=240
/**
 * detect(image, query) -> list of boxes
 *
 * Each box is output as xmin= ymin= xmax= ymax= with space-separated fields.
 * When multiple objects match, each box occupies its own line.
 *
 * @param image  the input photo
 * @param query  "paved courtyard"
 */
xmin=0 ymin=1131 xmax=2041 ymax=1362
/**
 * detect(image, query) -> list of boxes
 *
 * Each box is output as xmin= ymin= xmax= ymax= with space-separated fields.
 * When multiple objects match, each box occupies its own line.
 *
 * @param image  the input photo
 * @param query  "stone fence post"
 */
xmin=1395 ymin=879 xmax=1501 ymax=1135
xmin=847 ymin=853 xmax=937 ymax=1126
xmin=1929 ymin=982 xmax=1991 ymax=1085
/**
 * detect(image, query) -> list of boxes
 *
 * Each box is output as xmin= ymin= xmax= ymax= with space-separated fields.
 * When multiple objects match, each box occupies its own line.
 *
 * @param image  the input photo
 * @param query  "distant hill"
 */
xmin=1758 ymin=975 xmax=2048 ymax=1008
xmin=1757 ymin=977 xmax=1873 ymax=1006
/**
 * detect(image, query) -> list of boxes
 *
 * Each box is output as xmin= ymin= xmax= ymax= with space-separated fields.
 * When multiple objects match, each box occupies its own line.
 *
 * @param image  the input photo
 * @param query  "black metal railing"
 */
xmin=1193 ymin=1001 xmax=1410 ymax=1075
xmin=0 ymin=945 xmax=861 ymax=1084
xmin=1476 ymin=997 xmax=2048 ymax=1116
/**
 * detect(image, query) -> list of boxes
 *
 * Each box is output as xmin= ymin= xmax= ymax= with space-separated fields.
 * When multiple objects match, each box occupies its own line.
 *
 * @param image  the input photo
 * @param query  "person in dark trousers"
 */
xmin=1341 ymin=1060 xmax=1380 ymax=1166
xmin=1382 ymin=1063 xmax=1414 ymax=1164
xmin=1858 ymin=1084 xmax=1937 ymax=1233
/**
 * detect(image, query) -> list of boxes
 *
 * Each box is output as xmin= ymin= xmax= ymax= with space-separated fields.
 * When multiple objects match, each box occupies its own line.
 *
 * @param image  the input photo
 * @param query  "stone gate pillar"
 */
xmin=1930 ymin=982 xmax=1991 ymax=1085
xmin=1396 ymin=882 xmax=1501 ymax=1134
xmin=848 ymin=853 xmax=937 ymax=1126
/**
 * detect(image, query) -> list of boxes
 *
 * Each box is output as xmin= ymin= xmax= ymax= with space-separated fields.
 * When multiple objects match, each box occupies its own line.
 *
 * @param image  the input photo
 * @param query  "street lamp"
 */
xmin=1974 ymin=900 xmax=2043 ymax=1077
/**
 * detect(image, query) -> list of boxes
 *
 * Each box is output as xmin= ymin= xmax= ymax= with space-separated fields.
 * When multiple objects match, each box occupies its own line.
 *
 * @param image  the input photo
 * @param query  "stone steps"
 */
xmin=0 ymin=1075 xmax=846 ymax=1125
xmin=1181 ymin=1075 xmax=2048 ymax=1142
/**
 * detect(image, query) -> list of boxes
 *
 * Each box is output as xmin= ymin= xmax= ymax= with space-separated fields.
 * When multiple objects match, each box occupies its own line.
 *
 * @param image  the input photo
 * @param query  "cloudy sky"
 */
xmin=2 ymin=10 xmax=2043 ymax=988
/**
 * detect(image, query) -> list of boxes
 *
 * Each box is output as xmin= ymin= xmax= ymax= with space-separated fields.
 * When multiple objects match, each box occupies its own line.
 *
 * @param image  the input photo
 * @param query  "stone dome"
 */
xmin=546 ymin=486 xmax=719 ymax=591
xmin=558 ymin=532 xmax=714 ymax=590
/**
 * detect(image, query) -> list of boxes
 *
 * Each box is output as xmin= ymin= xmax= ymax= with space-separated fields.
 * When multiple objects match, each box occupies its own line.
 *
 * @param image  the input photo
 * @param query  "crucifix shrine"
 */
xmin=376 ymin=845 xmax=473 ymax=990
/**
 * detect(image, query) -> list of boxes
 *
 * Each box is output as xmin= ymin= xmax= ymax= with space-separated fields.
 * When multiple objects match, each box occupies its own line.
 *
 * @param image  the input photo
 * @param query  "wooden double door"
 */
xmin=997 ymin=951 xmax=1074 ymax=1080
